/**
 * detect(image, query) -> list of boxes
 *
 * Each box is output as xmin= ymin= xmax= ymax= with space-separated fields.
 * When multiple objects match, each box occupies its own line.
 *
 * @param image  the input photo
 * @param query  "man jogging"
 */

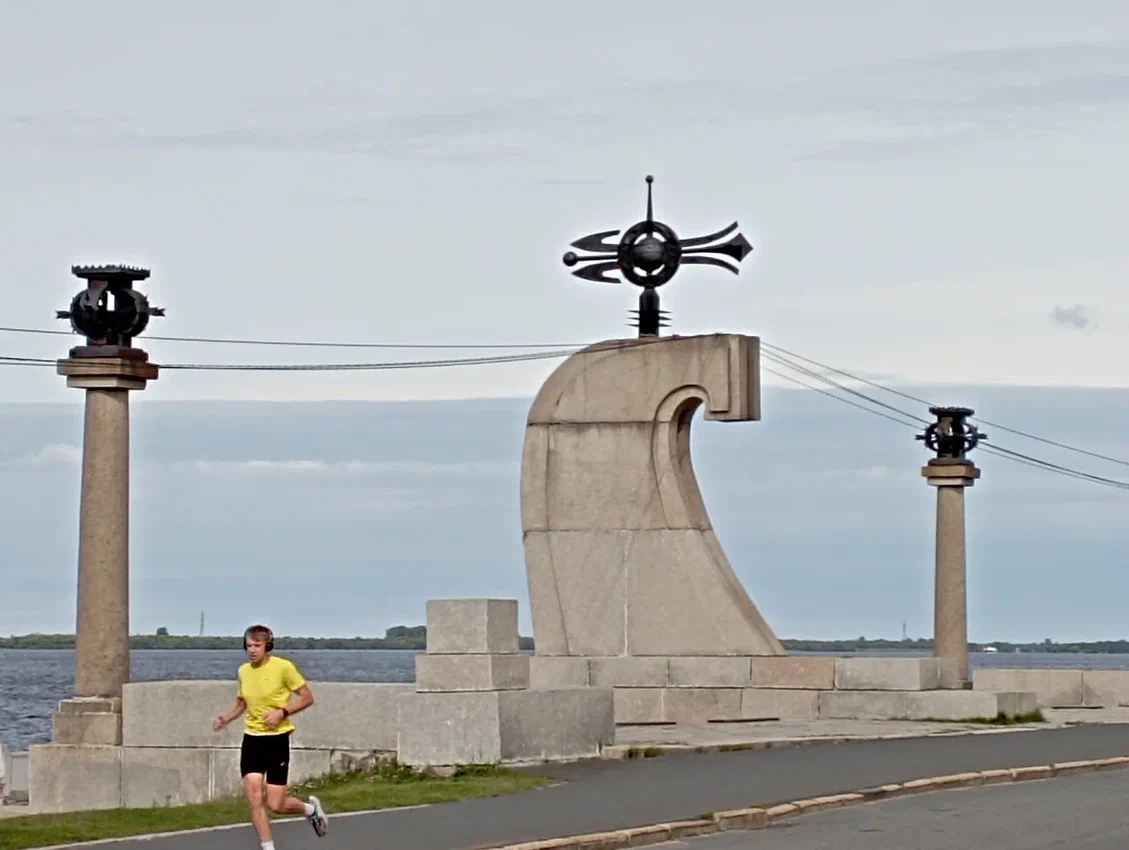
xmin=213 ymin=624 xmax=328 ymax=849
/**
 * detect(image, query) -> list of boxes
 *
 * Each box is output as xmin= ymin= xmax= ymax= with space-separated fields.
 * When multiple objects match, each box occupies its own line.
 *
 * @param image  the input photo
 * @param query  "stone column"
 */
xmin=922 ymin=459 xmax=980 ymax=686
xmin=51 ymin=354 xmax=157 ymax=743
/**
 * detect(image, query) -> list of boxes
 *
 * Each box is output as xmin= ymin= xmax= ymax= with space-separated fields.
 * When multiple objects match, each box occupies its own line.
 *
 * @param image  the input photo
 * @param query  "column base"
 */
xmin=57 ymin=354 xmax=158 ymax=390
xmin=921 ymin=458 xmax=980 ymax=486
xmin=52 ymin=698 xmax=123 ymax=746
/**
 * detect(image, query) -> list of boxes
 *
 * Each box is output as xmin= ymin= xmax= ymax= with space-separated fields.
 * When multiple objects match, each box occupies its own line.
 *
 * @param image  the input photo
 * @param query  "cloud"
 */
xmin=768 ymin=41 xmax=1129 ymax=160
xmin=823 ymin=464 xmax=917 ymax=482
xmin=3 ymin=443 xmax=81 ymax=467
xmin=1050 ymin=304 xmax=1098 ymax=331
xmin=180 ymin=459 xmax=516 ymax=477
xmin=340 ymin=491 xmax=449 ymax=513
xmin=5 ymin=40 xmax=1124 ymax=165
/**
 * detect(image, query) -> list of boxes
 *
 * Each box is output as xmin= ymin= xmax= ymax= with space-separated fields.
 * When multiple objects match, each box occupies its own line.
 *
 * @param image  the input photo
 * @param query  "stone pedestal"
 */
xmin=417 ymin=596 xmax=530 ymax=690
xmin=418 ymin=599 xmax=530 ymax=691
xmin=407 ymin=598 xmax=614 ymax=765
xmin=922 ymin=460 xmax=979 ymax=686
xmin=52 ymin=697 xmax=123 ymax=745
xmin=425 ymin=599 xmax=520 ymax=655
xmin=57 ymin=354 xmax=158 ymax=700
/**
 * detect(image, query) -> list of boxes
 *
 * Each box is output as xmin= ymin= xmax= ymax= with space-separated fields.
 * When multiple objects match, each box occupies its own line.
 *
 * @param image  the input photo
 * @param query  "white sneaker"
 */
xmin=306 ymin=795 xmax=328 ymax=837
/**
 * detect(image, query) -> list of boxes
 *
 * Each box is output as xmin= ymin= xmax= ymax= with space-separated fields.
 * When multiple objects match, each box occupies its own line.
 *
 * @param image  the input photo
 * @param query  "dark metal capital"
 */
xmin=56 ymin=264 xmax=164 ymax=352
xmin=562 ymin=176 xmax=753 ymax=337
xmin=916 ymin=406 xmax=986 ymax=459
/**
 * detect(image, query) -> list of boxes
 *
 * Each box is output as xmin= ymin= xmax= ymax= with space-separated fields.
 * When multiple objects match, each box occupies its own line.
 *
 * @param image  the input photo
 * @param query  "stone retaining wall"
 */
xmin=28 ymin=670 xmax=613 ymax=814
xmin=972 ymin=667 xmax=1129 ymax=708
xmin=122 ymin=680 xmax=410 ymax=750
xmin=533 ymin=655 xmax=959 ymax=692
xmin=27 ymin=598 xmax=619 ymax=815
xmin=28 ymin=681 xmax=412 ymax=814
xmin=530 ymin=655 xmax=1036 ymax=724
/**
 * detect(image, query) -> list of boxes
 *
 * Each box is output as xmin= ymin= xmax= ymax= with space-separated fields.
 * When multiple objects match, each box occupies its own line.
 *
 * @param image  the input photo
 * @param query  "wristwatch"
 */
xmin=281 ymin=708 xmax=289 ymax=717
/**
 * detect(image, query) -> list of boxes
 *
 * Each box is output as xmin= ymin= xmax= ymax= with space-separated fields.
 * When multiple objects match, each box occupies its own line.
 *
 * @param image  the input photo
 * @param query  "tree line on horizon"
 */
xmin=0 ymin=625 xmax=535 ymax=651
xmin=2 ymin=628 xmax=1126 ymax=654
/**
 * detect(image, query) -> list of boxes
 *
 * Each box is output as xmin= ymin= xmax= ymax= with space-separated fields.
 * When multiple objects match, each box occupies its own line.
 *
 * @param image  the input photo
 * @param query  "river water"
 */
xmin=3 ymin=649 xmax=1128 ymax=751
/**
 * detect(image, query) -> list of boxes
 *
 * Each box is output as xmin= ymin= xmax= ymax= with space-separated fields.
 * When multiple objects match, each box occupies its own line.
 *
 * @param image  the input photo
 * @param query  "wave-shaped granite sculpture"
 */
xmin=521 ymin=333 xmax=784 ymax=657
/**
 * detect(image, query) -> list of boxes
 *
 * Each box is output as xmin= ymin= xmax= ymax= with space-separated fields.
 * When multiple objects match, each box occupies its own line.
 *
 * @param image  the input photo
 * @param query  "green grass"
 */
xmin=919 ymin=709 xmax=1046 ymax=725
xmin=981 ymin=709 xmax=1046 ymax=725
xmin=624 ymin=746 xmax=664 ymax=759
xmin=0 ymin=762 xmax=547 ymax=850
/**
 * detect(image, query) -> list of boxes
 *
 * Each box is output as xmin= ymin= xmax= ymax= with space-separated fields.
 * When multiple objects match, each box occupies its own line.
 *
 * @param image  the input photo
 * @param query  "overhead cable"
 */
xmin=761 ymin=341 xmax=1129 ymax=470
xmin=764 ymin=356 xmax=1129 ymax=492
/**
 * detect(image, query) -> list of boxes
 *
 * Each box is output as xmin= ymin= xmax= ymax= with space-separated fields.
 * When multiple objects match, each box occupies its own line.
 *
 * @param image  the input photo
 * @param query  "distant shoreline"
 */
xmin=4 ymin=633 xmax=1129 ymax=654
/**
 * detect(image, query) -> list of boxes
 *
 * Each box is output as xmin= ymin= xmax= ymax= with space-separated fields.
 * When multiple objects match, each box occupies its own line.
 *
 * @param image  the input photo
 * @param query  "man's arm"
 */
xmin=264 ymin=684 xmax=314 ymax=728
xmin=213 ymin=697 xmax=246 ymax=731
xmin=285 ymin=684 xmax=315 ymax=716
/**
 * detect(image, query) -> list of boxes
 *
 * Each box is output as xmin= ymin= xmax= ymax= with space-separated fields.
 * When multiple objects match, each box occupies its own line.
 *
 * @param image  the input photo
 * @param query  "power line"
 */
xmin=0 ymin=336 xmax=690 ymax=372
xmin=0 ymin=356 xmax=53 ymax=365
xmin=762 ymin=341 xmax=933 ymax=407
xmin=979 ymin=444 xmax=1129 ymax=491
xmin=7 ymin=320 xmax=1127 ymax=466
xmin=762 ymin=366 xmax=924 ymax=429
xmin=968 ymin=418 xmax=1129 ymax=470
xmin=0 ymin=350 xmax=579 ymax=371
xmin=160 ymin=349 xmax=578 ymax=371
xmin=4 ymin=330 xmax=1128 ymax=482
xmin=765 ymin=355 xmax=1129 ymax=492
xmin=762 ymin=349 xmax=930 ymax=425
xmin=761 ymin=341 xmax=1129 ymax=470
xmin=0 ymin=325 xmax=585 ymax=351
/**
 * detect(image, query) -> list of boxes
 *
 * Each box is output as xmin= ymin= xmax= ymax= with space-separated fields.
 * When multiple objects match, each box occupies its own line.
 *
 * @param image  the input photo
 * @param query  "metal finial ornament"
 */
xmin=56 ymin=264 xmax=165 ymax=353
xmin=916 ymin=407 xmax=986 ymax=460
xmin=562 ymin=176 xmax=753 ymax=337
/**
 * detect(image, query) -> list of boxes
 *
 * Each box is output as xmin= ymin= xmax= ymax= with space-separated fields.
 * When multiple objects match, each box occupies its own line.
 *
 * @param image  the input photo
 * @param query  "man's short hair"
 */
xmin=244 ymin=624 xmax=273 ymax=645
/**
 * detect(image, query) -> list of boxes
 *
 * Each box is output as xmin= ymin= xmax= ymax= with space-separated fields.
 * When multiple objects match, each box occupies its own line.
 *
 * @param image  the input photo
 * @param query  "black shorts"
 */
xmin=240 ymin=732 xmax=291 ymax=785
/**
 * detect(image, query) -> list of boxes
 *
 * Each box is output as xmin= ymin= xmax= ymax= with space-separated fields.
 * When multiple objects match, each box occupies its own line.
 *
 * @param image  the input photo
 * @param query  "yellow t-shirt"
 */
xmin=237 ymin=655 xmax=306 ymax=735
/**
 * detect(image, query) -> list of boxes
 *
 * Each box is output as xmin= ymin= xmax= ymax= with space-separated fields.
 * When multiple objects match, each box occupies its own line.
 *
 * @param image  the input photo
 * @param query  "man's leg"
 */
xmin=262 ymin=732 xmax=328 ymax=836
xmin=240 ymin=735 xmax=277 ymax=849
xmin=264 ymin=778 xmax=329 ymax=837
xmin=265 ymin=783 xmax=308 ymax=816
xmin=242 ymin=773 xmax=273 ymax=845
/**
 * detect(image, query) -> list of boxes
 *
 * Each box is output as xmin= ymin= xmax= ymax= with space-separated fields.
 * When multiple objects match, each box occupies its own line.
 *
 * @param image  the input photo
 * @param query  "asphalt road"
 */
xmin=39 ymin=724 xmax=1129 ymax=850
xmin=670 ymin=768 xmax=1129 ymax=849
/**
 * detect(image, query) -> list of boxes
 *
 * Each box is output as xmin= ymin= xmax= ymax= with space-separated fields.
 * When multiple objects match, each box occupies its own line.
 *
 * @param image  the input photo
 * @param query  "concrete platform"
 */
xmin=608 ymin=706 xmax=1123 ymax=755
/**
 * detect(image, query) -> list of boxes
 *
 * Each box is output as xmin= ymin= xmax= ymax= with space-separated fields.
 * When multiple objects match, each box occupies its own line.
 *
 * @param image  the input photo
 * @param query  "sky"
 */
xmin=0 ymin=389 xmax=1126 ymax=643
xmin=0 ymin=2 xmax=1127 ymax=641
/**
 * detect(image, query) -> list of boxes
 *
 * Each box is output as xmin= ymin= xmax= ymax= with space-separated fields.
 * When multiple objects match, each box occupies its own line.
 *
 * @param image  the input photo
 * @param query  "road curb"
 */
xmin=600 ymin=724 xmax=1045 ymax=760
xmin=489 ymin=754 xmax=1129 ymax=850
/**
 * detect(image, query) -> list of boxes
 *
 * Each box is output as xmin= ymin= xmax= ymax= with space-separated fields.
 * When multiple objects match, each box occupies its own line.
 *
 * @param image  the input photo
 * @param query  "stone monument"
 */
xmin=530 ymin=177 xmax=779 ymax=659
xmin=522 ymin=333 xmax=782 ymax=658
xmin=520 ymin=180 xmax=1033 ymax=725
xmin=917 ymin=406 xmax=984 ymax=686
xmin=50 ymin=264 xmax=164 ymax=742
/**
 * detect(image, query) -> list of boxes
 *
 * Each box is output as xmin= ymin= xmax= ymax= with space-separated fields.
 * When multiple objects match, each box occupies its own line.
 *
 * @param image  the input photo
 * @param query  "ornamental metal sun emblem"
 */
xmin=562 ymin=175 xmax=753 ymax=336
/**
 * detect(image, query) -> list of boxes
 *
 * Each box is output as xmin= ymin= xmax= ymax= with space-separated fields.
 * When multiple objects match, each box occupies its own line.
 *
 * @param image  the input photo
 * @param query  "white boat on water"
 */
xmin=983 ymin=645 xmax=998 ymax=653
